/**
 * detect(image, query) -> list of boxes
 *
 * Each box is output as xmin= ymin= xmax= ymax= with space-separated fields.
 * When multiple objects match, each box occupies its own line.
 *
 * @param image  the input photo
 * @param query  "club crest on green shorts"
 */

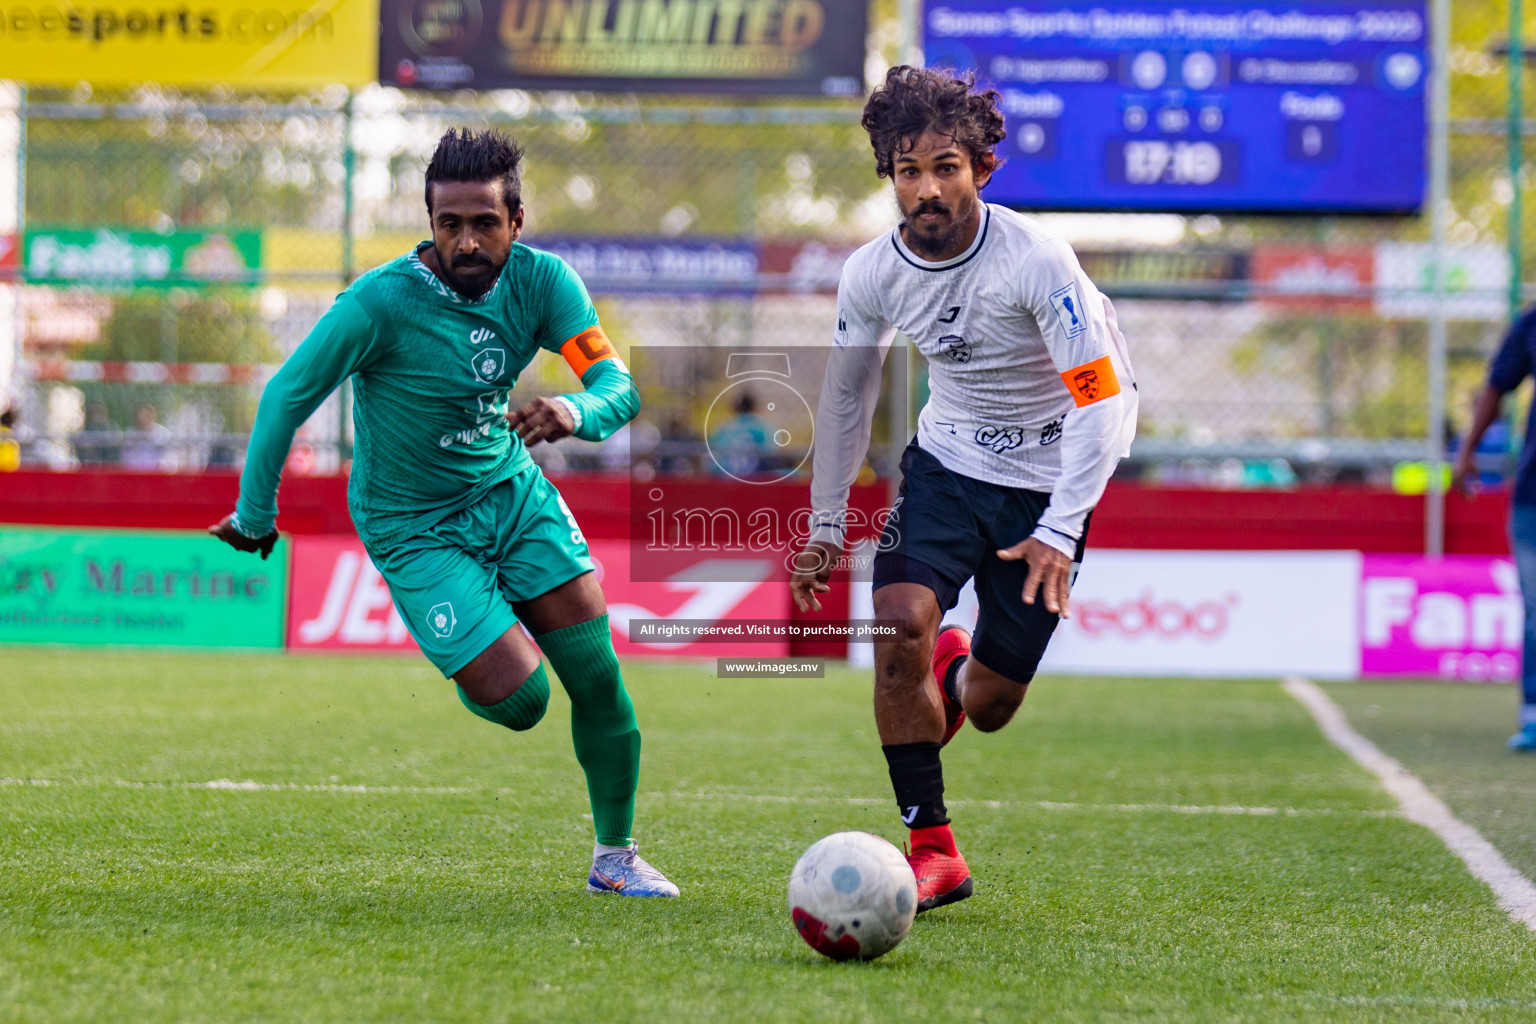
xmin=427 ymin=602 xmax=458 ymax=638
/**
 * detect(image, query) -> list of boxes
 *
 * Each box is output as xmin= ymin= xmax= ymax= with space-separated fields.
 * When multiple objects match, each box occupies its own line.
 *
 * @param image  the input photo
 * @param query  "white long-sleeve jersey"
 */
xmin=809 ymin=203 xmax=1138 ymax=558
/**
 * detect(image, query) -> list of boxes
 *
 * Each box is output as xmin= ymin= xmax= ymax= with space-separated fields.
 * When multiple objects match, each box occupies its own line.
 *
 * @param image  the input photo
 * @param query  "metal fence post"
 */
xmin=898 ymin=0 xmax=922 ymax=66
xmin=1 ymin=85 xmax=25 ymax=411
xmin=338 ymin=91 xmax=356 ymax=464
xmin=1512 ymin=0 xmax=1525 ymax=321
xmin=1426 ymin=0 xmax=1450 ymax=558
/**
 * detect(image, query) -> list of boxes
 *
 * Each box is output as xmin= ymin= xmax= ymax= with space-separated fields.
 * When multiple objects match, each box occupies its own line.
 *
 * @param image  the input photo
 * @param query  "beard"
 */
xmin=441 ymin=251 xmax=507 ymax=298
xmin=901 ymin=191 xmax=978 ymax=259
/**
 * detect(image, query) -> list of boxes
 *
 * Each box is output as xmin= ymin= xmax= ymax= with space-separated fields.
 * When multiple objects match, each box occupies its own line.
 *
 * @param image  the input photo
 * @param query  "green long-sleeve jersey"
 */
xmin=235 ymin=241 xmax=639 ymax=546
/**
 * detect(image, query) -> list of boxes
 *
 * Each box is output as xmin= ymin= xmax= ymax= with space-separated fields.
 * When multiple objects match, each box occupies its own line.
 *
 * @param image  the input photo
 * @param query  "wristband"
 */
xmin=554 ymin=395 xmax=584 ymax=433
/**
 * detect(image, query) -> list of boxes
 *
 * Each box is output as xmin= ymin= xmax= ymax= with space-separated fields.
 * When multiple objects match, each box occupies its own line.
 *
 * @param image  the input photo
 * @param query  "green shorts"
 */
xmin=366 ymin=466 xmax=594 ymax=677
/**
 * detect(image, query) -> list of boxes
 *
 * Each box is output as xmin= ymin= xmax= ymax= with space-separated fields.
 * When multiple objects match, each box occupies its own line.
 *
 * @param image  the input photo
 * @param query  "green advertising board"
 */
xmin=22 ymin=228 xmax=262 ymax=287
xmin=0 ymin=528 xmax=285 ymax=649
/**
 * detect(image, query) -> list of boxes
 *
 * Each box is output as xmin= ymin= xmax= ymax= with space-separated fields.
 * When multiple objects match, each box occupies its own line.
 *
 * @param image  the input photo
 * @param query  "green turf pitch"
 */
xmin=2 ymin=649 xmax=1534 ymax=1023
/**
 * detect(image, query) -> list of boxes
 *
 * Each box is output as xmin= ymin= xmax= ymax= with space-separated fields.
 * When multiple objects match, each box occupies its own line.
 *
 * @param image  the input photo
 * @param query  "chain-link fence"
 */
xmin=1 ymin=11 xmax=1534 ymax=489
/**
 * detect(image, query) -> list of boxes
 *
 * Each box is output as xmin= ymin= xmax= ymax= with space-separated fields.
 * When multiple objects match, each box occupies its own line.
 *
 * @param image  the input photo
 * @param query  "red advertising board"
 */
xmin=287 ymin=536 xmax=789 ymax=658
xmin=288 ymin=535 xmax=417 ymax=653
xmin=757 ymin=240 xmax=859 ymax=294
xmin=1251 ymin=244 xmax=1373 ymax=309
xmin=0 ymin=233 xmax=17 ymax=278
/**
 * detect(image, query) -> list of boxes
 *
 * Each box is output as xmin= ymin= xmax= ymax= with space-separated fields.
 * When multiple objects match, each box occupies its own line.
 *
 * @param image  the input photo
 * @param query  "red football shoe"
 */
xmin=907 ymin=824 xmax=973 ymax=912
xmin=931 ymin=625 xmax=970 ymax=746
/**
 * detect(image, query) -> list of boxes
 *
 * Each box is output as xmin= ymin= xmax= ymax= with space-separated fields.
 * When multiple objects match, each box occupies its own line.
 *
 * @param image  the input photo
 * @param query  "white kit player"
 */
xmin=791 ymin=66 xmax=1138 ymax=912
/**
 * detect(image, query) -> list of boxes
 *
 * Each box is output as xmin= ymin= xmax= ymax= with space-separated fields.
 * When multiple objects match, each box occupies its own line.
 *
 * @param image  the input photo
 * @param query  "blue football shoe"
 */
xmin=587 ymin=843 xmax=679 ymax=897
xmin=1508 ymin=724 xmax=1536 ymax=753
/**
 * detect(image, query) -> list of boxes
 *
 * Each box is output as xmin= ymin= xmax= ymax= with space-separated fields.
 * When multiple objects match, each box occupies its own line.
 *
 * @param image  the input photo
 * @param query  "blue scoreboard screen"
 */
xmin=924 ymin=2 xmax=1427 ymax=213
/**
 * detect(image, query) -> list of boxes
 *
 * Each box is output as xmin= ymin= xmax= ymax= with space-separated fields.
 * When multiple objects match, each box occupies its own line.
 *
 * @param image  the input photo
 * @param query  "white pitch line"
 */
xmin=0 ymin=777 xmax=1393 ymax=818
xmin=1283 ymin=676 xmax=1536 ymax=934
xmin=0 ymin=777 xmax=482 ymax=796
xmin=654 ymin=792 xmax=1395 ymax=817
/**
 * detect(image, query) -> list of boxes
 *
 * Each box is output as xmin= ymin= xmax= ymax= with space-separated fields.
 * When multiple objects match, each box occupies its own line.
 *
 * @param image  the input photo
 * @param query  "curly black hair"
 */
xmin=424 ymin=128 xmax=525 ymax=214
xmin=861 ymin=66 xmax=1007 ymax=180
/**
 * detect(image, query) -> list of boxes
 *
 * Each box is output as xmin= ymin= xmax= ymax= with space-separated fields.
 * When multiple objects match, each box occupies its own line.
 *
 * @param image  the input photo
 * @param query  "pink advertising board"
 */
xmin=286 ymin=535 xmax=788 ymax=658
xmin=1360 ymin=555 xmax=1523 ymax=681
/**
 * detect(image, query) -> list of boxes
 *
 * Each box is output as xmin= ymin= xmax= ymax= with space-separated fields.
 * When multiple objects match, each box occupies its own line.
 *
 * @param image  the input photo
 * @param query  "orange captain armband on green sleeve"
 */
xmin=554 ymin=327 xmax=639 ymax=442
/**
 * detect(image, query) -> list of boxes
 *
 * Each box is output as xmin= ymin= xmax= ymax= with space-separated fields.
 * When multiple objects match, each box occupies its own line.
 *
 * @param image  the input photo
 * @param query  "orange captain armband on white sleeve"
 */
xmin=1060 ymin=354 xmax=1121 ymax=408
xmin=560 ymin=326 xmax=628 ymax=378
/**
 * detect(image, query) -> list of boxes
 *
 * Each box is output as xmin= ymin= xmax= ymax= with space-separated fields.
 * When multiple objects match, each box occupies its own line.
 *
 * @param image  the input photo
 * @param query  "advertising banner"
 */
xmin=287 ymin=535 xmax=417 ymax=654
xmin=534 ymin=238 xmax=759 ymax=294
xmin=1359 ymin=555 xmax=1522 ymax=682
xmin=0 ymin=234 xmax=18 ymax=279
xmin=1252 ymin=244 xmax=1373 ymax=309
xmin=0 ymin=0 xmax=378 ymax=87
xmin=1040 ymin=551 xmax=1361 ymax=678
xmin=0 ymin=527 xmax=286 ymax=648
xmin=757 ymin=240 xmax=858 ymax=294
xmin=853 ymin=550 xmax=1363 ymax=678
xmin=24 ymin=229 xmax=262 ymax=288
xmin=378 ymin=0 xmax=866 ymax=94
xmin=287 ymin=535 xmax=788 ymax=658
xmin=925 ymin=0 xmax=1427 ymax=213
xmin=1373 ymin=242 xmax=1511 ymax=321
xmin=853 ymin=550 xmax=1359 ymax=677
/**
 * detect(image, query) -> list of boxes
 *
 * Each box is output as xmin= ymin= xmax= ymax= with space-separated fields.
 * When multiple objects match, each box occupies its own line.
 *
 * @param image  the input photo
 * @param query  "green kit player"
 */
xmin=210 ymin=129 xmax=678 ymax=897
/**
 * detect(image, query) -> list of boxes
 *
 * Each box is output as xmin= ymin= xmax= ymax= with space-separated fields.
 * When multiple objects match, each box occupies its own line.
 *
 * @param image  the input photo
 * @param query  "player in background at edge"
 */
xmin=791 ymin=67 xmax=1138 ymax=912
xmin=210 ymin=129 xmax=678 ymax=898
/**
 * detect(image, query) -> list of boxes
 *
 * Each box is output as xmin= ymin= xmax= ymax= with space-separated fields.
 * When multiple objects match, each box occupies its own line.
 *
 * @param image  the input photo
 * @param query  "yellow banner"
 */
xmin=0 ymin=0 xmax=378 ymax=87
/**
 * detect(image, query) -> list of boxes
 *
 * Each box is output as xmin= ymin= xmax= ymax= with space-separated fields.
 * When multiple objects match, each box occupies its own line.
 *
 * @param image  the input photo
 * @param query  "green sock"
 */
xmin=535 ymin=615 xmax=639 ymax=847
xmin=456 ymin=663 xmax=550 ymax=732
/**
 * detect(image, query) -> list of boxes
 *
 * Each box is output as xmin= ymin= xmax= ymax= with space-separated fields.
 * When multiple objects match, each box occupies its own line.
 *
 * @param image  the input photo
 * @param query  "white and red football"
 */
xmin=788 ymin=831 xmax=918 ymax=961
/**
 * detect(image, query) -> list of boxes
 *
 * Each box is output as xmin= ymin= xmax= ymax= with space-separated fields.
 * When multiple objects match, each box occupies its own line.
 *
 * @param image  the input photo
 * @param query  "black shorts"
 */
xmin=872 ymin=441 xmax=1089 ymax=683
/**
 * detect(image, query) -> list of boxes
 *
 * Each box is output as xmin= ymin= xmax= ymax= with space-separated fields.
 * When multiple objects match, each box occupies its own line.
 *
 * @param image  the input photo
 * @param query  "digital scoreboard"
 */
xmin=924 ymin=2 xmax=1426 ymax=213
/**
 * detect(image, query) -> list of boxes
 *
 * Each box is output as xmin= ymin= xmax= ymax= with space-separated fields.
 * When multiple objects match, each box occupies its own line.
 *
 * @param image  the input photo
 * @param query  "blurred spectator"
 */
xmin=601 ymin=416 xmax=661 ymax=477
xmin=0 ymin=405 xmax=19 ymax=472
xmin=121 ymin=404 xmax=171 ymax=472
xmin=73 ymin=400 xmax=121 ymax=468
xmin=708 ymin=391 xmax=773 ymax=477
xmin=658 ymin=413 xmax=701 ymax=474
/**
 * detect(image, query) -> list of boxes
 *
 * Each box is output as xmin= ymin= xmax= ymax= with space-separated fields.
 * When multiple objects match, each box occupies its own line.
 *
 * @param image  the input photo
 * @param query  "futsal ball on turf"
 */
xmin=788 ymin=831 xmax=917 ymax=961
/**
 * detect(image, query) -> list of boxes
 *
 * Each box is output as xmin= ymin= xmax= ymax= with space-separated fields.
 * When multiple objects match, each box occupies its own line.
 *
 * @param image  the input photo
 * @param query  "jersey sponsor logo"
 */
xmin=471 ymin=344 xmax=507 ymax=385
xmin=476 ymin=390 xmax=508 ymax=424
xmin=938 ymin=334 xmax=971 ymax=363
xmin=426 ymin=602 xmax=457 ymax=639
xmin=1048 ymin=283 xmax=1088 ymax=339
xmin=1039 ymin=417 xmax=1064 ymax=446
xmin=560 ymin=326 xmax=622 ymax=378
xmin=1061 ymin=355 xmax=1121 ymax=407
xmin=440 ymin=420 xmax=497 ymax=448
xmin=937 ymin=305 xmax=961 ymax=324
xmin=975 ymin=424 xmax=1025 ymax=454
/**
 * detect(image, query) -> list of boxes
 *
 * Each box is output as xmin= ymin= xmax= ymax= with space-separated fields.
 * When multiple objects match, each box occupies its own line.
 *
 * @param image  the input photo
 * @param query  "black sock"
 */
xmin=942 ymin=655 xmax=967 ymax=705
xmin=883 ymin=741 xmax=949 ymax=829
